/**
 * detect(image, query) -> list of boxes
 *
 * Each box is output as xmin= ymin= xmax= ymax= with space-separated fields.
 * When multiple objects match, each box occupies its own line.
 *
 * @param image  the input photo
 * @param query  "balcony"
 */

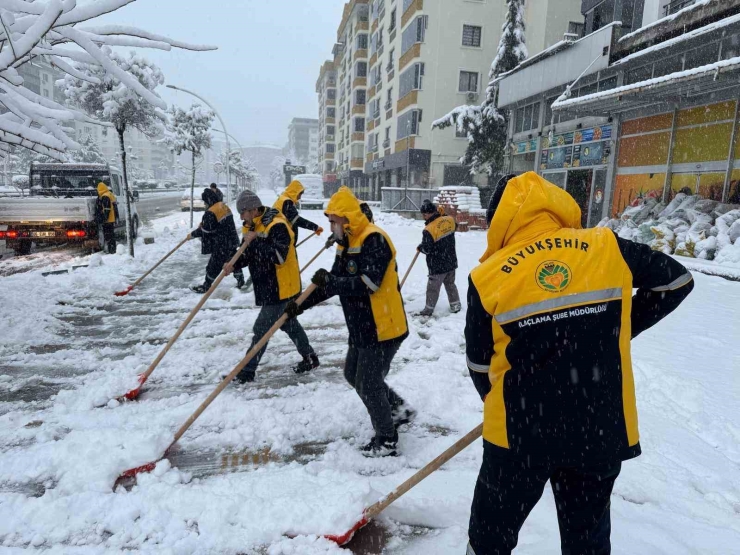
xmin=353 ymin=77 xmax=367 ymax=89
xmin=402 ymin=0 xmax=423 ymax=28
xmin=354 ymin=49 xmax=368 ymax=61
xmin=382 ymin=138 xmax=391 ymax=149
xmin=384 ymin=100 xmax=393 ymax=111
xmin=352 ymin=104 xmax=366 ymax=115
xmin=351 ymin=158 xmax=365 ymax=169
xmin=663 ymin=0 xmax=695 ymax=16
xmin=397 ymin=90 xmax=418 ymax=113
xmin=352 ymin=132 xmax=365 ymax=142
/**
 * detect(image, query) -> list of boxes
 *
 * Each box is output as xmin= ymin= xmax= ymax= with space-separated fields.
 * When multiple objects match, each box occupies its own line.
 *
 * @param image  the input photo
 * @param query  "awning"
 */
xmin=552 ymin=55 xmax=740 ymax=116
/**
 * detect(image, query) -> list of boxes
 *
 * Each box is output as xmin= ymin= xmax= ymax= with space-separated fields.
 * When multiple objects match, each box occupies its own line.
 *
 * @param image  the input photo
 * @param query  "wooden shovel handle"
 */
xmin=132 ymin=235 xmax=190 ymax=288
xmin=300 ymin=242 xmax=332 ymax=275
xmin=139 ymin=237 xmax=253 ymax=382
xmin=296 ymin=231 xmax=317 ymax=248
xmin=364 ymin=423 xmax=483 ymax=520
xmin=400 ymin=250 xmax=420 ymax=289
xmin=170 ymin=284 xmax=318 ymax=446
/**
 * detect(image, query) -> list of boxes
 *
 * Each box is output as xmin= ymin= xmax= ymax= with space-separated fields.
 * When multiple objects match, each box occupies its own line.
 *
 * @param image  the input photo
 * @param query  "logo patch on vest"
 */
xmin=347 ymin=260 xmax=358 ymax=275
xmin=536 ymin=261 xmax=571 ymax=293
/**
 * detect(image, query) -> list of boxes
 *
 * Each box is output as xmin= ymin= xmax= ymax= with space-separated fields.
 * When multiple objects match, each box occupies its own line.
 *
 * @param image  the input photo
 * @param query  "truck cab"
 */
xmin=0 ymin=163 xmax=139 ymax=255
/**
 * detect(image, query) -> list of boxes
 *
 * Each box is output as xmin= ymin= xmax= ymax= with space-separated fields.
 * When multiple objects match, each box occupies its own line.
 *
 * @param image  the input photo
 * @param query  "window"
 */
xmin=625 ymin=65 xmax=651 ymax=85
xmin=722 ymin=35 xmax=740 ymax=60
xmin=514 ymin=101 xmax=540 ymax=133
xmin=356 ymin=61 xmax=367 ymax=77
xmin=327 ymin=89 xmax=337 ymax=100
xmin=401 ymin=15 xmax=427 ymax=55
xmin=387 ymin=48 xmax=395 ymax=72
xmin=402 ymin=0 xmax=415 ymax=11
xmin=389 ymin=8 xmax=397 ymax=31
xmin=327 ymin=107 xmax=336 ymax=118
xmin=372 ymin=98 xmax=381 ymax=119
xmin=399 ymin=62 xmax=424 ymax=98
xmin=371 ymin=32 xmax=378 ymax=55
xmin=326 ymin=125 xmax=335 ymax=136
xmin=462 ymin=25 xmax=482 ymax=48
xmin=356 ymin=34 xmax=368 ymax=50
xmin=378 ymin=27 xmax=384 ymax=49
xmin=385 ymin=127 xmax=391 ymax=141
xmin=397 ymin=109 xmax=421 ymax=139
xmin=386 ymin=87 xmax=393 ymax=110
xmin=456 ymin=125 xmax=467 ymax=138
xmin=354 ymin=117 xmax=365 ymax=133
xmin=685 ymin=43 xmax=719 ymax=71
xmin=42 ymin=74 xmax=49 ymax=83
xmin=355 ymin=89 xmax=366 ymax=105
xmin=326 ymin=144 xmax=336 ymax=153
xmin=458 ymin=71 xmax=479 ymax=93
xmin=653 ymin=54 xmax=683 ymax=78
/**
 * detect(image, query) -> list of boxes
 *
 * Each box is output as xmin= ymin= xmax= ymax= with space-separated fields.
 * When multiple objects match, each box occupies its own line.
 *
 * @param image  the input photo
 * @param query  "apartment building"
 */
xmin=287 ymin=117 xmax=319 ymax=168
xmin=317 ymin=0 xmax=582 ymax=201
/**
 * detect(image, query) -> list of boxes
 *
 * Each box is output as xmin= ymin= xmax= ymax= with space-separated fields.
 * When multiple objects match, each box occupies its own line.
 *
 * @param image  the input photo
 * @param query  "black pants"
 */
xmin=236 ymin=299 xmax=314 ymax=380
xmin=205 ymin=249 xmax=243 ymax=286
xmin=344 ymin=340 xmax=404 ymax=438
xmin=102 ymin=223 xmax=116 ymax=254
xmin=468 ymin=441 xmax=621 ymax=555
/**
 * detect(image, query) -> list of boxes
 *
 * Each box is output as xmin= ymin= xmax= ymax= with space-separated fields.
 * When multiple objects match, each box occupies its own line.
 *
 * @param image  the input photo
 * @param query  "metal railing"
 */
xmin=663 ymin=0 xmax=695 ymax=16
xmin=381 ymin=186 xmax=439 ymax=212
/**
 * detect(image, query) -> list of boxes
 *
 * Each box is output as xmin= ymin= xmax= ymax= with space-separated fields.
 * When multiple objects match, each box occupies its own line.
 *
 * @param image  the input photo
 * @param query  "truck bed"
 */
xmin=0 ymin=197 xmax=97 ymax=223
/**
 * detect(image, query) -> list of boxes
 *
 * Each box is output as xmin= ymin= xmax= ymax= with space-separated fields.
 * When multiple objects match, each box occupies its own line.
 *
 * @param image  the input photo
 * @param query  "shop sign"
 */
xmin=572 ymin=141 xmax=611 ymax=168
xmin=372 ymin=159 xmax=385 ymax=170
xmin=541 ymin=146 xmax=573 ymax=170
xmin=516 ymin=139 xmax=538 ymax=154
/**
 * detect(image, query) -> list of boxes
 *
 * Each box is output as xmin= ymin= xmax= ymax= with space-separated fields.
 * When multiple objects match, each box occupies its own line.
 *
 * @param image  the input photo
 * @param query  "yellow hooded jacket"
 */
xmin=466 ymin=171 xmax=692 ymax=465
xmin=322 ymin=187 xmax=408 ymax=345
xmin=96 ymin=183 xmax=117 ymax=224
xmin=273 ymin=179 xmax=304 ymax=224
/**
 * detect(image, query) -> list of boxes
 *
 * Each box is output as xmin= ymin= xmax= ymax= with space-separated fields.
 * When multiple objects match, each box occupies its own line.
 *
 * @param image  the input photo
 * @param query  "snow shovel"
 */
xmin=296 ymin=230 xmax=318 ymax=248
xmin=115 ymin=235 xmax=190 ymax=296
xmin=400 ymin=251 xmax=421 ymax=289
xmin=325 ymin=422 xmax=484 ymax=545
xmin=115 ymin=283 xmax=319 ymax=486
xmin=118 ymin=236 xmax=255 ymax=401
xmin=240 ymin=231 xmax=321 ymax=292
xmin=300 ymin=238 xmax=335 ymax=275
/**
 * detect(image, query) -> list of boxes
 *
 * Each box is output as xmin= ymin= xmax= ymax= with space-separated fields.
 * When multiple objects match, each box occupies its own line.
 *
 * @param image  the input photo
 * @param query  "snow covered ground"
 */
xmin=0 ymin=189 xmax=739 ymax=554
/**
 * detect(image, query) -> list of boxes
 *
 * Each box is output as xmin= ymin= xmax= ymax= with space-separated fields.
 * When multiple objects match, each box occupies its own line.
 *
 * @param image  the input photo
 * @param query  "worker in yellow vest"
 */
xmin=284 ymin=187 xmax=413 ymax=457
xmin=96 ymin=182 xmax=119 ymax=254
xmin=223 ymin=190 xmax=319 ymax=382
xmin=465 ymin=172 xmax=694 ymax=555
xmin=273 ymin=179 xmax=323 ymax=244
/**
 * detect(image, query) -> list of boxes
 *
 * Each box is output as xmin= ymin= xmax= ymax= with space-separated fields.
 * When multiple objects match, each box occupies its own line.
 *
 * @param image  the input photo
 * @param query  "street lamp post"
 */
xmin=166 ymin=84 xmax=233 ymax=204
xmin=213 ymin=129 xmax=248 ymax=192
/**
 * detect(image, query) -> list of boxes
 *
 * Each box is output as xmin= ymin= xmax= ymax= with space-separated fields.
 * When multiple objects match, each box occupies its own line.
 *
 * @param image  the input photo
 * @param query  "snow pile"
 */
xmin=598 ymin=193 xmax=740 ymax=265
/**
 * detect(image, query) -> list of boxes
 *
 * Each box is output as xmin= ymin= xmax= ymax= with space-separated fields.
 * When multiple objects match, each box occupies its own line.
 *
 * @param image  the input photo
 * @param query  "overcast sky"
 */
xmin=96 ymin=0 xmax=347 ymax=148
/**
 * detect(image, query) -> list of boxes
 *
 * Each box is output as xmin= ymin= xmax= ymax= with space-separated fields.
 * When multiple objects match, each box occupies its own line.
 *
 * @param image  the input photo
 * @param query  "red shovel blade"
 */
xmin=324 ymin=514 xmax=369 ymax=546
xmin=114 ymin=285 xmax=134 ymax=297
xmin=114 ymin=459 xmax=160 ymax=489
xmin=118 ymin=374 xmax=147 ymax=402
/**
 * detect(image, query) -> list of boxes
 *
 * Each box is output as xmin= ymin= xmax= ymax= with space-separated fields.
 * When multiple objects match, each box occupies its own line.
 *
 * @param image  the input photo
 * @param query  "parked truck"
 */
xmin=0 ymin=163 xmax=139 ymax=255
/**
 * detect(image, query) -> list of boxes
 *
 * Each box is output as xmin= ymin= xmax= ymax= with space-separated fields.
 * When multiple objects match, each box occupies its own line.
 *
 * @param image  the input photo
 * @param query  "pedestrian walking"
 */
xmin=284 ymin=187 xmax=414 ymax=457
xmin=96 ymin=182 xmax=119 ymax=254
xmin=189 ymin=188 xmax=245 ymax=293
xmin=417 ymin=199 xmax=460 ymax=316
xmin=274 ymin=179 xmax=323 ymax=244
xmin=223 ymin=190 xmax=319 ymax=382
xmin=465 ymin=172 xmax=694 ymax=555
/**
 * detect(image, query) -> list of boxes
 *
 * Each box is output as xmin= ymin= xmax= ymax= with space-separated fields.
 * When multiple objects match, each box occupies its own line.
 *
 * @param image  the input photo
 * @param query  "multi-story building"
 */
xmin=287 ymin=117 xmax=319 ymax=169
xmin=497 ymin=0 xmax=740 ymax=227
xmin=316 ymin=61 xmax=339 ymax=196
xmin=317 ymin=0 xmax=582 ymax=202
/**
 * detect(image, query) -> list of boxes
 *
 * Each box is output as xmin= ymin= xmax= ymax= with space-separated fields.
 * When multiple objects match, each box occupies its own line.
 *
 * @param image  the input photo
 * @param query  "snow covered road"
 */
xmin=0 ymin=193 xmax=738 ymax=553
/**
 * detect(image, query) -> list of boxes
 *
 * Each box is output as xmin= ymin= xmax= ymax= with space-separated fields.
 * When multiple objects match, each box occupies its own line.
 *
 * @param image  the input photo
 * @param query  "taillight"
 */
xmin=5 ymin=231 xmax=18 ymax=239
xmin=0 ymin=231 xmax=5 ymax=239
xmin=66 ymin=230 xmax=87 ymax=238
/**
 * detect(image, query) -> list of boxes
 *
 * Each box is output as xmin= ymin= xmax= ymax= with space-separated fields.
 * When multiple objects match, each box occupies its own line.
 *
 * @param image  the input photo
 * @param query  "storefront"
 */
xmin=537 ymin=124 xmax=613 ymax=227
xmin=613 ymin=100 xmax=740 ymax=216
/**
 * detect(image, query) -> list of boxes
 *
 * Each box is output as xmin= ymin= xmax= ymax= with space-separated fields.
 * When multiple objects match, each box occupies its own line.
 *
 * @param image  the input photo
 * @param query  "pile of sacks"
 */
xmin=598 ymin=192 xmax=740 ymax=265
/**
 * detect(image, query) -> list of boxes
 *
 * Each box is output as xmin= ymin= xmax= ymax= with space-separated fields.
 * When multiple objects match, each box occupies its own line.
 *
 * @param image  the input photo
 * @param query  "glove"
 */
xmin=261 ymin=208 xmax=280 ymax=226
xmin=312 ymin=268 xmax=331 ymax=288
xmin=315 ymin=227 xmax=324 ymax=236
xmin=284 ymin=300 xmax=303 ymax=320
xmin=417 ymin=244 xmax=423 ymax=253
xmin=186 ymin=233 xmax=192 ymax=241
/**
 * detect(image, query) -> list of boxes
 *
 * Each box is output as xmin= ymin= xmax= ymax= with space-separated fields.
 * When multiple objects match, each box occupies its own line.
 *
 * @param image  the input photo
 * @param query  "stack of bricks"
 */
xmin=434 ymin=186 xmax=488 ymax=232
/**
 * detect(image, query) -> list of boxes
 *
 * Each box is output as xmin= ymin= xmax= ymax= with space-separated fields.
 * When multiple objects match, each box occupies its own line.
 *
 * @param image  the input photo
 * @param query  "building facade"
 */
xmin=317 ymin=0 xmax=582 ymax=202
xmin=287 ymin=117 xmax=319 ymax=169
xmin=497 ymin=0 xmax=740 ymax=227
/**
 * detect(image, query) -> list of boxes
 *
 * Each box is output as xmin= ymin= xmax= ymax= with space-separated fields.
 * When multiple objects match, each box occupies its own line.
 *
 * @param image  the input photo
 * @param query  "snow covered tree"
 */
xmin=0 ymin=0 xmax=215 ymax=165
xmin=62 ymin=50 xmax=166 ymax=257
xmin=166 ymin=104 xmax=215 ymax=226
xmin=432 ymin=0 xmax=527 ymax=176
xmin=68 ymin=134 xmax=106 ymax=164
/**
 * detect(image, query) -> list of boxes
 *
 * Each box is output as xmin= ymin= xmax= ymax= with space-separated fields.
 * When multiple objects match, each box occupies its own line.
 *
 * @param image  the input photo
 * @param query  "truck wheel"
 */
xmin=14 ymin=242 xmax=32 ymax=256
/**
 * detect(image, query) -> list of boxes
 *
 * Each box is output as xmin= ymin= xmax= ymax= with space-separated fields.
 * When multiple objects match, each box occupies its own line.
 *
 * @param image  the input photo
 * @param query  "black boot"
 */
xmin=235 ymin=273 xmax=245 ymax=289
xmin=361 ymin=430 xmax=399 ymax=457
xmin=190 ymin=283 xmax=210 ymax=294
xmin=233 ymin=370 xmax=255 ymax=384
xmin=293 ymin=353 xmax=320 ymax=374
xmin=392 ymin=403 xmax=417 ymax=430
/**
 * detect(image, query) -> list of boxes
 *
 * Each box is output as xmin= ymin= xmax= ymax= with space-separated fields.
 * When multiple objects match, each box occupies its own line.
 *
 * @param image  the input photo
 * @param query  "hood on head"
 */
xmin=480 ymin=171 xmax=581 ymax=263
xmin=284 ymin=180 xmax=305 ymax=203
xmin=325 ymin=186 xmax=368 ymax=237
xmin=97 ymin=182 xmax=110 ymax=196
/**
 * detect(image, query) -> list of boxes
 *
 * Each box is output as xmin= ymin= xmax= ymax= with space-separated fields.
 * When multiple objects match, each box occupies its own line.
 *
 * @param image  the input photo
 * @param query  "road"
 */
xmin=135 ymin=192 xmax=184 ymax=225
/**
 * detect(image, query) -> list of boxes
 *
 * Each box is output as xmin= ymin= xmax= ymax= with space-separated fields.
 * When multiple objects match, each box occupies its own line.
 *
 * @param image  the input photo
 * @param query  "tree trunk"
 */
xmin=190 ymin=150 xmax=196 ymax=228
xmin=118 ymin=128 xmax=135 ymax=257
